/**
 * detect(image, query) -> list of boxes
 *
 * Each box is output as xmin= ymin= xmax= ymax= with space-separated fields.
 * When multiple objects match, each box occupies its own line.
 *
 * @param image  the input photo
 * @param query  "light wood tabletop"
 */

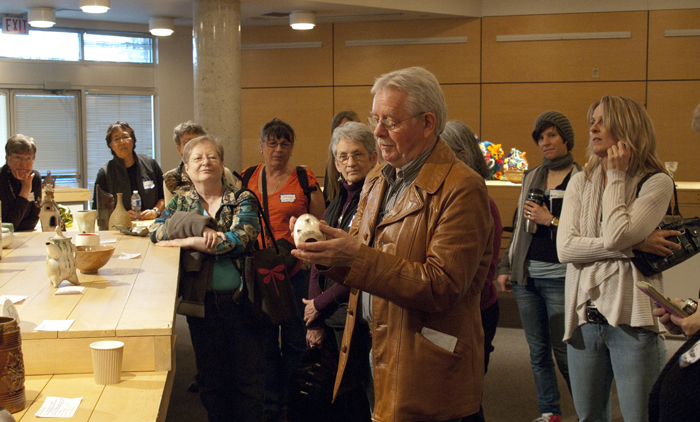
xmin=0 ymin=230 xmax=180 ymax=421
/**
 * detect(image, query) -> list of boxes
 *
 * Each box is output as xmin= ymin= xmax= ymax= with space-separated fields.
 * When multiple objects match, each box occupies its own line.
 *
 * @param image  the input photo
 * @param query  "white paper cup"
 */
xmin=76 ymin=233 xmax=100 ymax=247
xmin=90 ymin=340 xmax=124 ymax=385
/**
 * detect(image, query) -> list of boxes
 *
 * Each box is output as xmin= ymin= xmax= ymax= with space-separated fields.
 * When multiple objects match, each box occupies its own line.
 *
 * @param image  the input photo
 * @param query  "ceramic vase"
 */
xmin=45 ymin=227 xmax=79 ymax=288
xmin=75 ymin=210 xmax=98 ymax=234
xmin=0 ymin=316 xmax=25 ymax=413
xmin=108 ymin=193 xmax=131 ymax=231
xmin=95 ymin=185 xmax=114 ymax=231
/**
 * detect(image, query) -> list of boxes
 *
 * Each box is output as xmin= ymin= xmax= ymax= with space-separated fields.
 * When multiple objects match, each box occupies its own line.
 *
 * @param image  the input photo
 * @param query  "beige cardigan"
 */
xmin=557 ymin=167 xmax=673 ymax=341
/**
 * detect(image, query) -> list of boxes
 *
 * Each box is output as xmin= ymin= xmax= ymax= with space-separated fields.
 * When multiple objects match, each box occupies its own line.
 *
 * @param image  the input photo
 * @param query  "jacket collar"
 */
xmin=362 ymin=139 xmax=456 ymax=229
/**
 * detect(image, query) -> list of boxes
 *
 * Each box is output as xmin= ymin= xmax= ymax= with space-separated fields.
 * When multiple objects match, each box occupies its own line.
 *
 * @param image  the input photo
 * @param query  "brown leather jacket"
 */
xmin=323 ymin=140 xmax=494 ymax=422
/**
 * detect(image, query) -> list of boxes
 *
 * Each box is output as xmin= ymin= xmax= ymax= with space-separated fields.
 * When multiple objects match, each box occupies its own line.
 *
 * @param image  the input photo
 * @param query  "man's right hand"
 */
xmin=497 ymin=274 xmax=512 ymax=293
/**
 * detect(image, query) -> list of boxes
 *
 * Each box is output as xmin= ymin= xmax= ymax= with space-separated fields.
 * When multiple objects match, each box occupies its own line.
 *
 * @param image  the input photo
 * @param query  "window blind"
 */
xmin=14 ymin=93 xmax=79 ymax=187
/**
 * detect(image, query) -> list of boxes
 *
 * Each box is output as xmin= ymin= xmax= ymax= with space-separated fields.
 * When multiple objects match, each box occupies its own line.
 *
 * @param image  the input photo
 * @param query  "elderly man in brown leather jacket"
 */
xmin=292 ymin=66 xmax=493 ymax=422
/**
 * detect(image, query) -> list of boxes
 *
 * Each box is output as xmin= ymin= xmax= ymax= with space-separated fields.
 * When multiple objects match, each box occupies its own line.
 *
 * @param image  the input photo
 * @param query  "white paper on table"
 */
xmin=119 ymin=253 xmax=141 ymax=260
xmin=55 ymin=286 xmax=85 ymax=295
xmin=105 ymin=268 xmax=134 ymax=275
xmin=100 ymin=238 xmax=117 ymax=244
xmin=0 ymin=295 xmax=27 ymax=304
xmin=35 ymin=396 xmax=82 ymax=418
xmin=36 ymin=320 xmax=74 ymax=331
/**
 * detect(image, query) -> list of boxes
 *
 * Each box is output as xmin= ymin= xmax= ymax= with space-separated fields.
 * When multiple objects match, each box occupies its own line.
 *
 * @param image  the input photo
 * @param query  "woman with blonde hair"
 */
xmin=557 ymin=95 xmax=679 ymax=422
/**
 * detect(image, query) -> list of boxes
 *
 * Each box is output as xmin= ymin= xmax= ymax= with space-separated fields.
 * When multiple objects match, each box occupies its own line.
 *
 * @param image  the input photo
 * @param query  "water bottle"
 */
xmin=131 ymin=190 xmax=142 ymax=221
xmin=523 ymin=189 xmax=544 ymax=234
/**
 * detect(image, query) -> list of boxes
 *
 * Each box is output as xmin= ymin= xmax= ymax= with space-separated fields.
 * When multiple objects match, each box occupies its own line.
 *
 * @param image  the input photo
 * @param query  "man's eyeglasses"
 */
xmin=264 ymin=140 xmax=293 ymax=149
xmin=9 ymin=155 xmax=34 ymax=164
xmin=336 ymin=152 xmax=366 ymax=165
xmin=367 ymin=113 xmax=425 ymax=132
xmin=110 ymin=134 xmax=132 ymax=144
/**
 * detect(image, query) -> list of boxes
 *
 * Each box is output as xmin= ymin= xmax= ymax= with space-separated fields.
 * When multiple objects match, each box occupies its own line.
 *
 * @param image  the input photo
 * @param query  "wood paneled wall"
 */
xmin=240 ymin=10 xmax=700 ymax=182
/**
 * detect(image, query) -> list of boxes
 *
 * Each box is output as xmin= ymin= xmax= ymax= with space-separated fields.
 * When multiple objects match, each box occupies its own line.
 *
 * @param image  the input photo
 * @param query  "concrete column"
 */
xmin=193 ymin=0 xmax=241 ymax=172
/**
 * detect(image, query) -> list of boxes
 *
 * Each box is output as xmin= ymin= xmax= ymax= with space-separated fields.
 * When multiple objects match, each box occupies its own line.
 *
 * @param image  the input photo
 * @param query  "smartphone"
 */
xmin=636 ymin=281 xmax=688 ymax=318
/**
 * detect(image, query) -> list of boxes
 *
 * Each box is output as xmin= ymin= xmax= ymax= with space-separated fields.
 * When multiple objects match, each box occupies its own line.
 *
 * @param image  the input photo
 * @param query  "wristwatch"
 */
xmin=152 ymin=208 xmax=161 ymax=217
xmin=550 ymin=217 xmax=559 ymax=227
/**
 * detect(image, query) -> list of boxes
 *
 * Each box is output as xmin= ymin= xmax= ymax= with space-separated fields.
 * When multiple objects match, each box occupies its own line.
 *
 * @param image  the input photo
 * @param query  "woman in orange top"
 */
xmin=242 ymin=118 xmax=324 ymax=422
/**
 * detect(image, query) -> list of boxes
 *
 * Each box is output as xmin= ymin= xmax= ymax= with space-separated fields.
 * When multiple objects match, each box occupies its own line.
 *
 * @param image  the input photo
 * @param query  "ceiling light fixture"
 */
xmin=80 ymin=0 xmax=110 ymax=14
xmin=290 ymin=11 xmax=315 ymax=30
xmin=27 ymin=7 xmax=56 ymax=28
xmin=149 ymin=17 xmax=175 ymax=37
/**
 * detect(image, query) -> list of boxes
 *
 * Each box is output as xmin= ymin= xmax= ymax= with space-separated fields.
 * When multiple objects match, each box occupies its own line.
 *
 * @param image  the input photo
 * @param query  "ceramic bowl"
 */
xmin=1 ymin=228 xmax=13 ymax=249
xmin=504 ymin=170 xmax=524 ymax=184
xmin=75 ymin=245 xmax=115 ymax=274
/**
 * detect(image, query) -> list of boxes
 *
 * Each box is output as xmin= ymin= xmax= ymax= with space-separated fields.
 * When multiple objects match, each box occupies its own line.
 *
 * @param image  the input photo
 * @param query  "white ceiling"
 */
xmin=0 ymin=0 xmax=478 ymax=28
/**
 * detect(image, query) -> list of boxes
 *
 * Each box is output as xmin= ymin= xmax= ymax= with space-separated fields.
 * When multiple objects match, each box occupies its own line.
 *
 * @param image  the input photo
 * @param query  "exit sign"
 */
xmin=2 ymin=16 xmax=29 ymax=35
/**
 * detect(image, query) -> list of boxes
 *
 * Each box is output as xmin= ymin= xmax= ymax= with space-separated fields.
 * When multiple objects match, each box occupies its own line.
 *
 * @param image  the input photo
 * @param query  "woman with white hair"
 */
xmin=297 ymin=121 xmax=377 ymax=421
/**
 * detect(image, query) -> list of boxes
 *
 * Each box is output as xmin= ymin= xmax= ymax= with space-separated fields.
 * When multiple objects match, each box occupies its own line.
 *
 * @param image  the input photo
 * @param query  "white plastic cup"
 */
xmin=90 ymin=340 xmax=124 ymax=385
xmin=76 ymin=233 xmax=100 ymax=247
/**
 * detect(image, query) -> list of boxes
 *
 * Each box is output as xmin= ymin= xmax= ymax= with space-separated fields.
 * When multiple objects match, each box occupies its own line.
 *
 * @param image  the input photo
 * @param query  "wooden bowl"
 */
xmin=504 ymin=170 xmax=524 ymax=184
xmin=76 ymin=245 xmax=115 ymax=274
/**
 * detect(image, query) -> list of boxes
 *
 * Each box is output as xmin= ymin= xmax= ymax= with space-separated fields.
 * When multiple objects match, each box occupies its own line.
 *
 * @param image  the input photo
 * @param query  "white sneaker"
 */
xmin=532 ymin=414 xmax=562 ymax=422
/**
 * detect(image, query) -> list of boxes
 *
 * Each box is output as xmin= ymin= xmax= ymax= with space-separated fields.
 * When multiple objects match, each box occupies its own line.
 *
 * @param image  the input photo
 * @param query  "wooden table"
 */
xmin=0 ymin=231 xmax=180 ymax=421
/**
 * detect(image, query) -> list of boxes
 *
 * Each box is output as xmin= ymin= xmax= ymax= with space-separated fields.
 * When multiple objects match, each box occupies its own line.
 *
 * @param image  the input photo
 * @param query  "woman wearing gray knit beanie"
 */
xmin=497 ymin=110 xmax=581 ymax=422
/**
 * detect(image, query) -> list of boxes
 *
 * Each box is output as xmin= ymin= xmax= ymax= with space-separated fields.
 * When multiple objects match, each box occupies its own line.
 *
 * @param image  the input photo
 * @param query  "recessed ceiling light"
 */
xmin=290 ymin=11 xmax=315 ymax=30
xmin=28 ymin=7 xmax=55 ymax=28
xmin=149 ymin=17 xmax=175 ymax=37
xmin=80 ymin=0 xmax=110 ymax=14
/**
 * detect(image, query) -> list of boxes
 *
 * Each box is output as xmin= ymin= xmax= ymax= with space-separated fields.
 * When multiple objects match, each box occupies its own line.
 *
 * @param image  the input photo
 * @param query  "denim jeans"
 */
xmin=264 ymin=268 xmax=309 ymax=420
xmin=567 ymin=323 xmax=666 ymax=422
xmin=512 ymin=277 xmax=570 ymax=415
xmin=187 ymin=292 xmax=265 ymax=422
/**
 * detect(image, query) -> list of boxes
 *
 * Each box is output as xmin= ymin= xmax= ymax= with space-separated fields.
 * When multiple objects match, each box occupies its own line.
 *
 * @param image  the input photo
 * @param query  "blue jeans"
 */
xmin=264 ymin=268 xmax=309 ymax=420
xmin=187 ymin=292 xmax=265 ymax=422
xmin=567 ymin=323 xmax=666 ymax=422
xmin=512 ymin=277 xmax=570 ymax=415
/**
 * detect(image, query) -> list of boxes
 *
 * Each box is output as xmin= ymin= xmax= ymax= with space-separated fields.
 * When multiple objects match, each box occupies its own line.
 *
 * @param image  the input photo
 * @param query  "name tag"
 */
xmin=28 ymin=192 xmax=35 ymax=202
xmin=550 ymin=189 xmax=566 ymax=199
xmin=279 ymin=194 xmax=296 ymax=203
xmin=679 ymin=339 xmax=700 ymax=368
xmin=143 ymin=180 xmax=155 ymax=189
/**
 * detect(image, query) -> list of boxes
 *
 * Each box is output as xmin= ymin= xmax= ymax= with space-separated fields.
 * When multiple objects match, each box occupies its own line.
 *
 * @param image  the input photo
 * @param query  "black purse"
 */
xmin=236 ymin=187 xmax=297 ymax=325
xmin=630 ymin=174 xmax=700 ymax=277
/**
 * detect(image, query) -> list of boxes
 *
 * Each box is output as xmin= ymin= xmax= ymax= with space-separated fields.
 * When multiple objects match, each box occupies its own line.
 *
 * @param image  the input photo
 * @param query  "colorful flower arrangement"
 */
xmin=480 ymin=141 xmax=505 ymax=180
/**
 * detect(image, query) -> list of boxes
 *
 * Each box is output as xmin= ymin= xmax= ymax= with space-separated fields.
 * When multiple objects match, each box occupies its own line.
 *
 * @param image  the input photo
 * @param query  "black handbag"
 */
xmin=286 ymin=347 xmax=338 ymax=422
xmin=630 ymin=174 xmax=700 ymax=277
xmin=237 ymin=188 xmax=297 ymax=325
xmin=631 ymin=217 xmax=700 ymax=277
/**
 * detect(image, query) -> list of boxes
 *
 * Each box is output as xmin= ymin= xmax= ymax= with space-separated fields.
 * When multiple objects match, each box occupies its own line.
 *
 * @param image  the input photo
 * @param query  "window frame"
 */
xmin=0 ymin=26 xmax=155 ymax=65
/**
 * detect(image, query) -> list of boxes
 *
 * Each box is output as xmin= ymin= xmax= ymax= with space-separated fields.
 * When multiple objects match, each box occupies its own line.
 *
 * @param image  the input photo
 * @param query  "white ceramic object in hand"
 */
xmin=293 ymin=213 xmax=325 ymax=246
xmin=76 ymin=233 xmax=101 ymax=247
